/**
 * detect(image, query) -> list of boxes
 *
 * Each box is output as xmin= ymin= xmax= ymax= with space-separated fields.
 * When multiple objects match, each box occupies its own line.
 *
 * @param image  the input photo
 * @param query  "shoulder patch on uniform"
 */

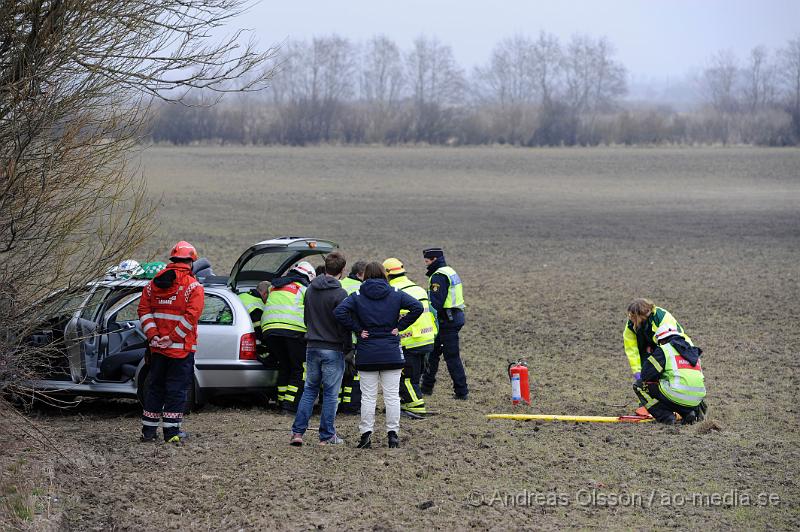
xmin=431 ymin=283 xmax=440 ymax=292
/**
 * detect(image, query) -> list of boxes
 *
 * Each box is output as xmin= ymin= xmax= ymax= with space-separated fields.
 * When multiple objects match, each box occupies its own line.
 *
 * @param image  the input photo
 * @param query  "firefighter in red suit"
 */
xmin=138 ymin=241 xmax=205 ymax=443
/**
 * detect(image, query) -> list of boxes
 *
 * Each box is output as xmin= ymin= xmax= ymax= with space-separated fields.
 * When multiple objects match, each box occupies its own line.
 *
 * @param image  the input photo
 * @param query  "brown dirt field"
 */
xmin=5 ymin=146 xmax=800 ymax=530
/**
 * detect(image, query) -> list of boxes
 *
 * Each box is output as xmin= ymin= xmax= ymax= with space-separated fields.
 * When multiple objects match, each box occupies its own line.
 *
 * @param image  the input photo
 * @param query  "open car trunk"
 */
xmin=228 ymin=237 xmax=338 ymax=293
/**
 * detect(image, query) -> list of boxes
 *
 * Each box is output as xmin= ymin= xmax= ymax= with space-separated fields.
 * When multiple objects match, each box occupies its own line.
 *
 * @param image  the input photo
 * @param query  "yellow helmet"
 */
xmin=382 ymin=257 xmax=405 ymax=275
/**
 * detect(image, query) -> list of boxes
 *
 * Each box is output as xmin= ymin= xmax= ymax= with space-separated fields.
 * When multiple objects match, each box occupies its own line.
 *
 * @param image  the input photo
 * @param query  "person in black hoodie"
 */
xmin=335 ymin=262 xmax=423 ymax=449
xmin=636 ymin=323 xmax=708 ymax=425
xmin=290 ymin=252 xmax=351 ymax=446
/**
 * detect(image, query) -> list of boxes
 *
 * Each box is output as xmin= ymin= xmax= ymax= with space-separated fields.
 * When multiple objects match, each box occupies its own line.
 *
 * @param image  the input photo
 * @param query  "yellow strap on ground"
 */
xmin=486 ymin=414 xmax=653 ymax=423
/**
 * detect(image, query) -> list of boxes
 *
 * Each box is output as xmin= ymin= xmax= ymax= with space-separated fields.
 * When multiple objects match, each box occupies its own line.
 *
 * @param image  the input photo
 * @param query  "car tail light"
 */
xmin=239 ymin=333 xmax=257 ymax=360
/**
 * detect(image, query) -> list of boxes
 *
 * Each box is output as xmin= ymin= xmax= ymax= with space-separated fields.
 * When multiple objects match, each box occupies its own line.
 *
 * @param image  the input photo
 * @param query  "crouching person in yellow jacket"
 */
xmin=624 ymin=298 xmax=693 ymax=416
xmin=634 ymin=323 xmax=707 ymax=425
xmin=384 ymin=258 xmax=437 ymax=417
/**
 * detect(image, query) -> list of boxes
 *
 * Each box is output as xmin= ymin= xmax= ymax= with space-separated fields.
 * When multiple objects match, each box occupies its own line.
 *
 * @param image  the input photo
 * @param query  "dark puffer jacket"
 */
xmin=334 ymin=279 xmax=423 ymax=371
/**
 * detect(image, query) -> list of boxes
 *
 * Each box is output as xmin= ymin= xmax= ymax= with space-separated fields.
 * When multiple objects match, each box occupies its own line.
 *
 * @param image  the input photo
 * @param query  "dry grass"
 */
xmin=9 ymin=146 xmax=800 ymax=529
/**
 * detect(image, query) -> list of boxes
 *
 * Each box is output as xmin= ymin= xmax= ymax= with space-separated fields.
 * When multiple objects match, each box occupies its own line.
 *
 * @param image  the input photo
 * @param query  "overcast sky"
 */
xmin=238 ymin=0 xmax=799 ymax=81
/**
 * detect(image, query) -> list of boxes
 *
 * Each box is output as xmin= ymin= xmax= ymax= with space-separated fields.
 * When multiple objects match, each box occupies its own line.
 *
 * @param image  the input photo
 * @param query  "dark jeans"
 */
xmin=633 ymin=381 xmax=702 ymax=424
xmin=291 ymin=348 xmax=345 ymax=441
xmin=400 ymin=347 xmax=430 ymax=413
xmin=141 ymin=352 xmax=194 ymax=440
xmin=264 ymin=334 xmax=306 ymax=411
xmin=421 ymin=311 xmax=468 ymax=397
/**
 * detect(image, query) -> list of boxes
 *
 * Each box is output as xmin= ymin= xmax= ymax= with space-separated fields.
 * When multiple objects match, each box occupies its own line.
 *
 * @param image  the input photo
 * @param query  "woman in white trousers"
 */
xmin=334 ymin=262 xmax=423 ymax=448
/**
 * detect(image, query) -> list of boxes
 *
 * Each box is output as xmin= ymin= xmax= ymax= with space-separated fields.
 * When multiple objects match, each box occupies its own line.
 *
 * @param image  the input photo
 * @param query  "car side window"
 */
xmin=114 ymin=298 xmax=140 ymax=323
xmin=199 ymin=294 xmax=233 ymax=325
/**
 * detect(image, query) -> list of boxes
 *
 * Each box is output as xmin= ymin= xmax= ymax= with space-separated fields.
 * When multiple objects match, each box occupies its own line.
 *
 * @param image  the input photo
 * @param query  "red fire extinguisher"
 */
xmin=508 ymin=360 xmax=530 ymax=405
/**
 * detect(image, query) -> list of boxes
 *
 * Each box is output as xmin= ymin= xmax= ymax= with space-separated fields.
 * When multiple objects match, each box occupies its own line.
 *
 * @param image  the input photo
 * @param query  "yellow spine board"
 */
xmin=486 ymin=414 xmax=653 ymax=423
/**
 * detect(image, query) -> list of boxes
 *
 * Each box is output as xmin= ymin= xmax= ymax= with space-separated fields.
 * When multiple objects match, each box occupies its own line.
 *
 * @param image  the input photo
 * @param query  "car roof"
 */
xmin=95 ymin=279 xmax=150 ymax=288
xmin=251 ymin=236 xmax=335 ymax=247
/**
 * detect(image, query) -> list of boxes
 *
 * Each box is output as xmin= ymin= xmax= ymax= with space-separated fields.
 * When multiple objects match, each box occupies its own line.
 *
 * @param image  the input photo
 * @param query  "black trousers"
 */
xmin=141 ymin=352 xmax=194 ymax=440
xmin=633 ymin=381 xmax=702 ymax=424
xmin=421 ymin=311 xmax=468 ymax=397
xmin=339 ymin=372 xmax=361 ymax=413
xmin=400 ymin=347 xmax=430 ymax=413
xmin=265 ymin=334 xmax=307 ymax=412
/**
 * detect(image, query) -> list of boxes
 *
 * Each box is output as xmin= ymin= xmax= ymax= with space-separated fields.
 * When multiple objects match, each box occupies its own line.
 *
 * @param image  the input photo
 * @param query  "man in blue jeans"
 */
xmin=291 ymin=252 xmax=351 ymax=446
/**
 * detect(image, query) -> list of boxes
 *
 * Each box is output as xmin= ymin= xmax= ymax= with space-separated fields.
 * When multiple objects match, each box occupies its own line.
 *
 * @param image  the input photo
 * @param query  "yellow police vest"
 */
xmin=390 ymin=276 xmax=437 ymax=350
xmin=261 ymin=282 xmax=306 ymax=333
xmin=431 ymin=266 xmax=465 ymax=309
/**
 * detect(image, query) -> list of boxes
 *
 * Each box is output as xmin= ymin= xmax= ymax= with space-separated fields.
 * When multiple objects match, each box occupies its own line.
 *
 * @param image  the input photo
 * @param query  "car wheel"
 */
xmin=184 ymin=377 xmax=206 ymax=414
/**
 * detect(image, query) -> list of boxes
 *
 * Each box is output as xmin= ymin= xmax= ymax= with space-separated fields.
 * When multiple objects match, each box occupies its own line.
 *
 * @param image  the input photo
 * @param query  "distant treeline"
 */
xmin=149 ymin=34 xmax=800 ymax=147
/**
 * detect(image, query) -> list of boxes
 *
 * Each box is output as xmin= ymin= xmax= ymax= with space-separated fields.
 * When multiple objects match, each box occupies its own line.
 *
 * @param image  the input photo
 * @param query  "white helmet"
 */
xmin=291 ymin=261 xmax=316 ymax=282
xmin=655 ymin=323 xmax=680 ymax=342
xmin=110 ymin=259 xmax=143 ymax=279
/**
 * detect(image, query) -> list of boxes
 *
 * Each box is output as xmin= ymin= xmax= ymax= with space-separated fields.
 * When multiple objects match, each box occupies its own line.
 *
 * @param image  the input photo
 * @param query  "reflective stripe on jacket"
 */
xmin=138 ymin=262 xmax=204 ymax=359
xmin=430 ymin=266 xmax=465 ymax=310
xmin=262 ymin=282 xmax=307 ymax=333
xmin=654 ymin=343 xmax=706 ymax=407
xmin=623 ymin=307 xmax=691 ymax=374
xmin=389 ymin=275 xmax=437 ymax=350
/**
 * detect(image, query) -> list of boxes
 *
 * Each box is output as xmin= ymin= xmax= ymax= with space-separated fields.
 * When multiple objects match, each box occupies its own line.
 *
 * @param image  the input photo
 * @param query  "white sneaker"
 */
xmin=319 ymin=434 xmax=345 ymax=446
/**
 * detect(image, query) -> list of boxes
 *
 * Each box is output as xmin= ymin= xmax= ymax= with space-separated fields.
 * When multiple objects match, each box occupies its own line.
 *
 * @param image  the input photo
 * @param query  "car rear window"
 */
xmin=199 ymin=295 xmax=233 ymax=325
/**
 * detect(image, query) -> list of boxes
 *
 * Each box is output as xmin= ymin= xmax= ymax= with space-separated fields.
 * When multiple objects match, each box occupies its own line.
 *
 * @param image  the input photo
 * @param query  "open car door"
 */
xmin=229 ymin=237 xmax=338 ymax=293
xmin=64 ymin=285 xmax=110 ymax=383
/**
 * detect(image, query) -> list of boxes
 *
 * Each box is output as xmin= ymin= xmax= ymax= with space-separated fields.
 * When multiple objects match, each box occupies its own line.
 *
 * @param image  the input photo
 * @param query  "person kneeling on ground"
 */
xmin=290 ymin=252 xmax=351 ymax=446
xmin=625 ymin=298 xmax=693 ymax=416
xmin=334 ymin=262 xmax=423 ymax=449
xmin=633 ymin=323 xmax=707 ymax=425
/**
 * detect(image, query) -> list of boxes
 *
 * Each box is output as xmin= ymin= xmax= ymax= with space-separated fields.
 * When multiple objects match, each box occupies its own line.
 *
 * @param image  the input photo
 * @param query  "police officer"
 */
xmin=634 ymin=323 xmax=707 ymax=424
xmin=138 ymin=241 xmax=204 ymax=443
xmin=338 ymin=261 xmax=365 ymax=413
xmin=420 ymin=247 xmax=468 ymax=400
xmin=262 ymin=261 xmax=315 ymax=413
xmin=625 ymin=298 xmax=693 ymax=416
xmin=384 ymin=258 xmax=437 ymax=416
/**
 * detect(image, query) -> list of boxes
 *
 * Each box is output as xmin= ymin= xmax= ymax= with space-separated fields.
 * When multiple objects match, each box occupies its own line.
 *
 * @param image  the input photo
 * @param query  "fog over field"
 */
xmin=241 ymin=0 xmax=799 ymax=100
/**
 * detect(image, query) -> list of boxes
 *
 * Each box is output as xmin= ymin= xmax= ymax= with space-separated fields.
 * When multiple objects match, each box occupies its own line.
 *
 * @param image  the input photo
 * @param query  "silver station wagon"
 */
xmin=29 ymin=237 xmax=336 ymax=408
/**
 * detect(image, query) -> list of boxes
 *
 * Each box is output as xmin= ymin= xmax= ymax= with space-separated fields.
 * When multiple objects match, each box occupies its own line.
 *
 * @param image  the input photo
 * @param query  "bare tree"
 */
xmin=561 ymin=35 xmax=627 ymax=143
xmin=359 ymin=35 xmax=405 ymax=143
xmin=531 ymin=32 xmax=563 ymax=107
xmin=405 ymin=35 xmax=465 ymax=142
xmin=742 ymin=46 xmax=777 ymax=113
xmin=701 ymin=50 xmax=740 ymax=114
xmin=0 ymin=0 xmax=276 ymax=397
xmin=472 ymin=35 xmax=538 ymax=143
xmin=268 ymin=36 xmax=356 ymax=143
xmin=778 ymin=36 xmax=800 ymax=138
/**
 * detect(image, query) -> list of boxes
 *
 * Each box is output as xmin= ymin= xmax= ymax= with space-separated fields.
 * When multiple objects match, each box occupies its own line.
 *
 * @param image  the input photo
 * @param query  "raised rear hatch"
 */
xmin=228 ymin=237 xmax=338 ymax=292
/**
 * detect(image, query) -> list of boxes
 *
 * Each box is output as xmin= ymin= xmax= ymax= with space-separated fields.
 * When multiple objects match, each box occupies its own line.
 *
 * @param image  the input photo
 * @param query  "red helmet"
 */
xmin=169 ymin=241 xmax=198 ymax=261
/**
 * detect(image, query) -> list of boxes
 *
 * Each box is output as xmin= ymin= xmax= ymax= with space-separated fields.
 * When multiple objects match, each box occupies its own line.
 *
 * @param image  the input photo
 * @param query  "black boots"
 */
xmin=357 ymin=431 xmax=372 ymax=449
xmin=357 ymin=430 xmax=399 ymax=448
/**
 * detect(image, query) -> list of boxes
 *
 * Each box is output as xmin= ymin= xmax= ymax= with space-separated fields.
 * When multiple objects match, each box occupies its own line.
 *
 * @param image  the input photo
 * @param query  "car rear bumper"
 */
xmin=195 ymin=362 xmax=278 ymax=388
